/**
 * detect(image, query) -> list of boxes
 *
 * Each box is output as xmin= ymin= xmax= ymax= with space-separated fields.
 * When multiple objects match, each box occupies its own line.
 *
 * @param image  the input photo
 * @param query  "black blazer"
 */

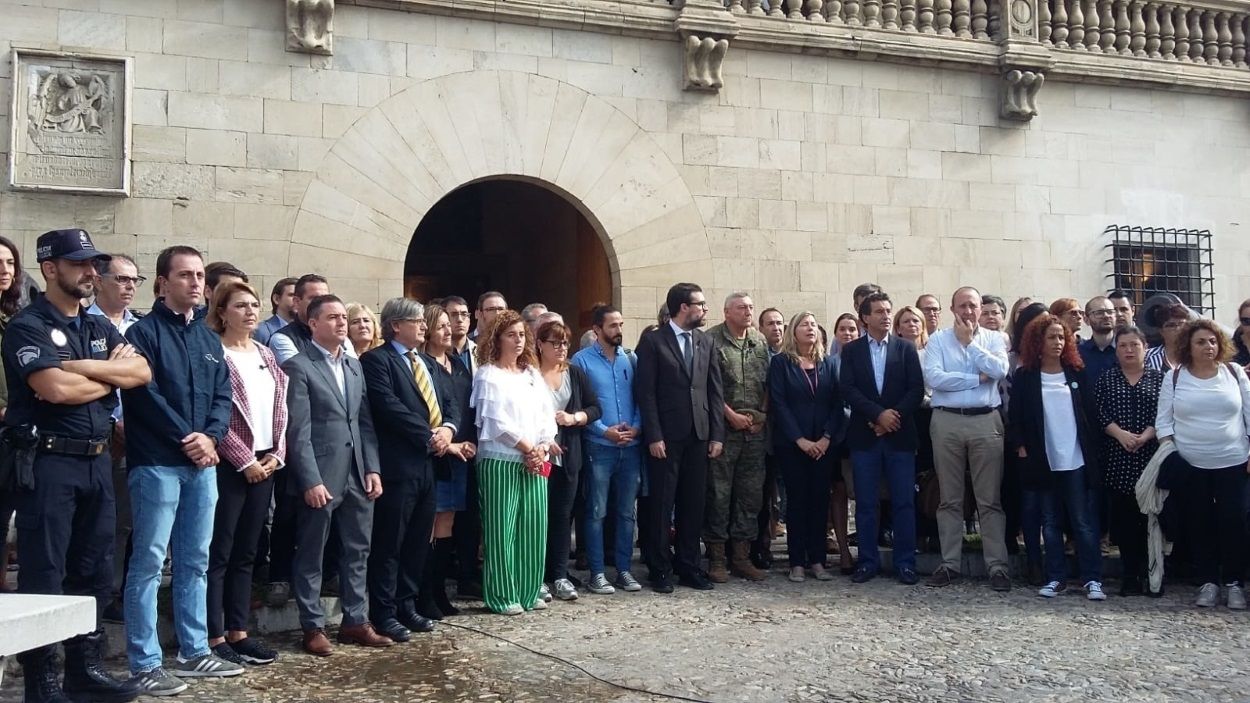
xmin=636 ymin=324 xmax=726 ymax=445
xmin=767 ymin=354 xmax=844 ymax=451
xmin=838 ymin=335 xmax=925 ymax=451
xmin=552 ymin=365 xmax=602 ymax=477
xmin=1007 ymin=365 xmax=1102 ymax=490
xmin=360 ymin=344 xmax=463 ymax=482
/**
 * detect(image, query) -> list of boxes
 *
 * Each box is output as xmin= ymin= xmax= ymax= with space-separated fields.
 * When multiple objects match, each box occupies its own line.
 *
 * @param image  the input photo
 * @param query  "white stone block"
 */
xmin=7 ymin=6 xmax=58 ymax=43
xmin=133 ymin=125 xmax=186 ymax=164
xmin=246 ymin=133 xmax=299 ymax=170
xmin=133 ymin=162 xmax=216 ymax=200
xmin=169 ymin=92 xmax=263 ymax=132
xmin=759 ymin=199 xmax=796 ymax=229
xmin=114 ymin=198 xmax=174 ymax=236
xmin=263 ymin=99 xmax=323 ymax=138
xmin=233 ymin=203 xmax=296 ymax=240
xmin=134 ymin=53 xmax=188 ymax=91
xmin=186 ymin=129 xmax=246 ymax=167
xmin=941 ymin=152 xmax=992 ymax=183
xmin=879 ymin=89 xmax=930 ymax=122
xmin=323 ymin=104 xmax=368 ymax=139
xmin=366 ymin=8 xmax=435 ymax=44
xmin=222 ymin=0 xmax=283 ymax=30
xmin=186 ymin=58 xmax=220 ymax=93
xmin=744 ymin=52 xmax=791 ymax=81
xmin=472 ymin=51 xmax=539 ymax=74
xmin=759 ymin=139 xmax=800 ymax=171
xmin=826 ymin=145 xmax=874 ymax=176
xmin=862 ymin=118 xmax=910 ymax=149
xmin=760 ymin=79 xmax=813 ymax=113
xmin=215 ymin=167 xmax=284 ymax=205
xmin=333 ymin=37 xmax=407 ymax=76
xmin=842 ymin=86 xmax=879 ymax=118
xmin=406 ymin=46 xmax=473 ymax=82
xmin=292 ymin=68 xmax=358 ymax=106
xmin=132 ymin=88 xmax=169 ymax=127
xmin=59 ymin=10 xmax=126 ymax=50
xmin=436 ymin=16 xmax=495 ymax=52
xmin=219 ymin=61 xmax=292 ymax=100
xmin=163 ymin=19 xmax=248 ymax=61
xmin=247 ymin=29 xmax=312 ymax=67
xmin=716 ymin=136 xmax=759 ymax=169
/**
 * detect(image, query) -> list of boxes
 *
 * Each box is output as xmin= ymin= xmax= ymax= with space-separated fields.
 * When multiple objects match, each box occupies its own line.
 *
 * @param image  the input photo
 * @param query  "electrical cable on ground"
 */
xmin=440 ymin=620 xmax=719 ymax=703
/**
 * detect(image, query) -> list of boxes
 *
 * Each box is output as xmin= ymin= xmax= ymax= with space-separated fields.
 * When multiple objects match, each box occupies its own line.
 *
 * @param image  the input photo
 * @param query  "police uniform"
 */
xmin=4 ymin=228 xmax=140 ymax=703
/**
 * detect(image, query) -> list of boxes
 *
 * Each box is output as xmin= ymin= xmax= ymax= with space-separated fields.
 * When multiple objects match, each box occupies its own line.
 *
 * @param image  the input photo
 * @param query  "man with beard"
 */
xmin=636 ymin=283 xmax=725 ymax=593
xmin=1109 ymin=290 xmax=1134 ymax=333
xmin=1079 ymin=296 xmax=1119 ymax=385
xmin=3 ymin=229 xmax=150 ymax=703
xmin=572 ymin=304 xmax=643 ymax=595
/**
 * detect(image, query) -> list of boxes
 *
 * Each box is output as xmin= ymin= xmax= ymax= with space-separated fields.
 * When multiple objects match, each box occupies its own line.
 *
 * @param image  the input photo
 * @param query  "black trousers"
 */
xmin=545 ymin=461 xmax=579 ymax=581
xmin=1183 ymin=465 xmax=1248 ymax=586
xmin=207 ymin=455 xmax=275 ymax=637
xmin=454 ymin=460 xmax=482 ymax=585
xmin=777 ymin=446 xmax=832 ymax=567
xmin=754 ymin=453 xmax=778 ymax=549
xmin=267 ymin=469 xmax=298 ymax=584
xmin=368 ymin=470 xmax=436 ymax=622
xmin=16 ymin=452 xmax=115 ymax=620
xmin=645 ymin=436 xmax=708 ymax=579
xmin=1107 ymin=491 xmax=1147 ymax=581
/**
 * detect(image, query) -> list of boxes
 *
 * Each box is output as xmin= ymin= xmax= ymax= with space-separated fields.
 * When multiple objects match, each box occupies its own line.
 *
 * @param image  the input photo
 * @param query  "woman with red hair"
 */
xmin=1007 ymin=313 xmax=1105 ymax=600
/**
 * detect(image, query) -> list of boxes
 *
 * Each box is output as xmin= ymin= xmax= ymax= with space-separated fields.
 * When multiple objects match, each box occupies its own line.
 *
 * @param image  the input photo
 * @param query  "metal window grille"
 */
xmin=1103 ymin=225 xmax=1214 ymax=317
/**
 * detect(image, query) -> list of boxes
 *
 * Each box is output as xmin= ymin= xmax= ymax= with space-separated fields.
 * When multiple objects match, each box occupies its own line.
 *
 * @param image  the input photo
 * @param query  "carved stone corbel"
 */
xmin=1000 ymin=68 xmax=1045 ymax=119
xmin=287 ymin=0 xmax=334 ymax=55
xmin=675 ymin=0 xmax=739 ymax=92
xmin=996 ymin=0 xmax=1055 ymax=121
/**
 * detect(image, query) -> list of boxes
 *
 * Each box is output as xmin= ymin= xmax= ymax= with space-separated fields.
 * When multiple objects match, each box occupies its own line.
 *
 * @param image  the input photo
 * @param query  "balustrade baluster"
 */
xmin=1040 ymin=0 xmax=1054 ymax=45
xmin=1217 ymin=12 xmax=1233 ymax=65
xmin=936 ymin=0 xmax=954 ymax=33
xmin=987 ymin=0 xmax=1001 ymax=38
xmin=1203 ymin=11 xmax=1219 ymax=64
xmin=747 ymin=0 xmax=765 ymax=15
xmin=728 ymin=0 xmax=745 ymax=13
xmin=971 ymin=0 xmax=988 ymax=37
xmin=1232 ymin=14 xmax=1246 ymax=68
xmin=1144 ymin=3 xmax=1161 ymax=57
xmin=1174 ymin=7 xmax=1191 ymax=61
xmin=810 ymin=0 xmax=828 ymax=21
xmin=1189 ymin=9 xmax=1205 ymax=62
xmin=1099 ymin=0 xmax=1117 ymax=52
xmin=918 ymin=0 xmax=936 ymax=31
xmin=1070 ymin=0 xmax=1087 ymax=48
xmin=1115 ymin=0 xmax=1131 ymax=54
xmin=790 ymin=0 xmax=805 ymax=20
xmin=901 ymin=0 xmax=918 ymax=30
xmin=1084 ymin=0 xmax=1102 ymax=49
xmin=1159 ymin=3 xmax=1176 ymax=58
xmin=883 ymin=0 xmax=901 ymax=28
xmin=1130 ymin=0 xmax=1147 ymax=55
xmin=828 ymin=0 xmax=845 ymax=23
xmin=845 ymin=0 xmax=863 ymax=24
xmin=864 ymin=0 xmax=883 ymax=26
xmin=953 ymin=0 xmax=971 ymax=35
xmin=1054 ymin=0 xmax=1071 ymax=47
xmin=769 ymin=0 xmax=786 ymax=17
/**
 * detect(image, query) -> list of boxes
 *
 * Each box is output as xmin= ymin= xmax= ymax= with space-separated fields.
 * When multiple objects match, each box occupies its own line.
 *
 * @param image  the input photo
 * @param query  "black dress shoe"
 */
xmin=651 ymin=574 xmax=674 ymax=594
xmin=398 ymin=610 xmax=437 ymax=633
xmin=851 ymin=567 xmax=877 ymax=584
xmin=897 ymin=568 xmax=919 ymax=585
xmin=374 ymin=619 xmax=411 ymax=643
xmin=678 ymin=571 xmax=714 ymax=591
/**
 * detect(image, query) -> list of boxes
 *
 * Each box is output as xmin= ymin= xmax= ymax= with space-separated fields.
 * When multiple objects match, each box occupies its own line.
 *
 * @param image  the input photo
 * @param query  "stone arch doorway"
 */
xmin=404 ymin=177 xmax=612 ymax=331
xmin=288 ymin=69 xmax=711 ymax=330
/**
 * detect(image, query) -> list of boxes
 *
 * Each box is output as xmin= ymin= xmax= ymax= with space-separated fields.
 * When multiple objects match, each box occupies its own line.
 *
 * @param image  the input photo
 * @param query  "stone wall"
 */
xmin=1 ymin=0 xmax=1248 ymax=331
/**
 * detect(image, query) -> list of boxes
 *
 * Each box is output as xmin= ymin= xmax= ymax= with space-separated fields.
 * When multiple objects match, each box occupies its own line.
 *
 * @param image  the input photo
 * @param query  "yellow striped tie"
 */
xmin=408 ymin=351 xmax=443 ymax=427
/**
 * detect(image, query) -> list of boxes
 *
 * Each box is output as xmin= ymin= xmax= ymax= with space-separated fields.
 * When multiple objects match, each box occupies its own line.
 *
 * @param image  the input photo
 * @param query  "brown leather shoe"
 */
xmin=337 ymin=622 xmax=394 ymax=647
xmin=302 ymin=628 xmax=333 ymax=656
xmin=926 ymin=566 xmax=962 ymax=588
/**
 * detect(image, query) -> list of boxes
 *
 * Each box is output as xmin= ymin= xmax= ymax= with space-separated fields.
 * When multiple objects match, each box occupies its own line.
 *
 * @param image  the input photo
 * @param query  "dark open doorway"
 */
xmin=404 ymin=179 xmax=613 ymax=332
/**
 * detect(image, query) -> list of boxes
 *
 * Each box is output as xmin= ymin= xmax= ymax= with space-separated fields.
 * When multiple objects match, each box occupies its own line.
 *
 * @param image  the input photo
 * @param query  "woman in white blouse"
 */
xmin=1155 ymin=318 xmax=1250 ymax=610
xmin=471 ymin=309 xmax=559 ymax=615
xmin=206 ymin=282 xmax=288 ymax=665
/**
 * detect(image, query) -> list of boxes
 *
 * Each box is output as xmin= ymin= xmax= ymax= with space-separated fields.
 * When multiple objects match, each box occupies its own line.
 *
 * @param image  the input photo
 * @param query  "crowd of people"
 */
xmin=2 ymin=227 xmax=1250 ymax=703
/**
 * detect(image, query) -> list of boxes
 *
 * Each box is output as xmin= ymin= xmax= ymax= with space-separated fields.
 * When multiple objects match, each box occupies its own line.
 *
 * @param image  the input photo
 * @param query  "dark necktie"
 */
xmin=681 ymin=331 xmax=694 ymax=374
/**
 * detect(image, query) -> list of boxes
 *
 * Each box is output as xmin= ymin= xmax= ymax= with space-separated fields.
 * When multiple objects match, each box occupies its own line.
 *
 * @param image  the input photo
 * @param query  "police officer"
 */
xmin=3 ymin=229 xmax=150 ymax=703
xmin=704 ymin=292 xmax=770 ymax=583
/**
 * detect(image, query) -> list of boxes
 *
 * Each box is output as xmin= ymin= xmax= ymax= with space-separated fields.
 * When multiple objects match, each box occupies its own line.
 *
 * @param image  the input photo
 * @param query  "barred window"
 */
xmin=1104 ymin=225 xmax=1214 ymax=317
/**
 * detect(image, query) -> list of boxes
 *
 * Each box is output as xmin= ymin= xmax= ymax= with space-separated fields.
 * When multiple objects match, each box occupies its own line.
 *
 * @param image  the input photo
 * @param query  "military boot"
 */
xmin=706 ymin=541 xmax=729 ymax=583
xmin=730 ymin=541 xmax=767 ymax=581
xmin=63 ymin=630 xmax=141 ymax=702
xmin=20 ymin=646 xmax=71 ymax=703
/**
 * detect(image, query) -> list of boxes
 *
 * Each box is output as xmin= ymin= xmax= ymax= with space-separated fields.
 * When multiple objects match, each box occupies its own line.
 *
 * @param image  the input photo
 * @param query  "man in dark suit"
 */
xmin=361 ymin=298 xmax=461 ymax=642
xmin=636 ymin=282 xmax=726 ymax=592
xmin=839 ymin=291 xmax=925 ymax=585
xmin=283 ymin=295 xmax=391 ymax=655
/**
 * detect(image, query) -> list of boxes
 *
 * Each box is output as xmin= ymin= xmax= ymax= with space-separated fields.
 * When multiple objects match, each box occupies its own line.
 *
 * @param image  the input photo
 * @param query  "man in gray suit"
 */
xmin=282 ymin=294 xmax=392 ymax=655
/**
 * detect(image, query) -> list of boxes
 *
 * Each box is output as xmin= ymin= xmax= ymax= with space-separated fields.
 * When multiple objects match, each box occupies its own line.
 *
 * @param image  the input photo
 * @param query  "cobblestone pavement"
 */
xmin=5 ymin=571 xmax=1250 ymax=703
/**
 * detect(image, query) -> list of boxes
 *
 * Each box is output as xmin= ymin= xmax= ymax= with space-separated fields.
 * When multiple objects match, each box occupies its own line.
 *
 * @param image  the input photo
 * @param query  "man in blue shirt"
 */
xmin=1079 ymin=296 xmax=1118 ymax=385
xmin=254 ymin=277 xmax=296 ymax=346
xmin=571 ymin=304 xmax=643 ymax=595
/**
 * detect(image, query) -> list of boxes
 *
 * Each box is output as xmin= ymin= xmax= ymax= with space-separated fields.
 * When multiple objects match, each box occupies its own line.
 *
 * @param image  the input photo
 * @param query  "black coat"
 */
xmin=838 ymin=335 xmax=925 ymax=451
xmin=767 ymin=354 xmax=844 ymax=450
xmin=360 ymin=344 xmax=463 ymax=483
xmin=553 ymin=364 xmax=602 ymax=478
xmin=636 ymin=324 xmax=726 ymax=445
xmin=1007 ymin=365 xmax=1102 ymax=490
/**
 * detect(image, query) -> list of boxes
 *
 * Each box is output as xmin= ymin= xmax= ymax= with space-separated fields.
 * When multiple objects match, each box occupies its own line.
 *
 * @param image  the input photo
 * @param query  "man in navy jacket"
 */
xmin=122 ymin=246 xmax=236 ymax=693
xmin=839 ymin=291 xmax=925 ymax=586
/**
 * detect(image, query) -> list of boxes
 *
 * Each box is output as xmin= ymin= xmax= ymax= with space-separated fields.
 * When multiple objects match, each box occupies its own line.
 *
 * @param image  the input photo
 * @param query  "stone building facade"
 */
xmin=2 ymin=0 xmax=1248 ymax=332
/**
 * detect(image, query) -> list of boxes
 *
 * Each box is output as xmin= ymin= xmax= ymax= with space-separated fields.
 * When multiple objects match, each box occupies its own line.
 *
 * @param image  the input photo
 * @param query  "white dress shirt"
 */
xmin=313 ymin=341 xmax=346 ymax=397
xmin=867 ymin=332 xmax=889 ymax=394
xmin=923 ymin=326 xmax=1010 ymax=409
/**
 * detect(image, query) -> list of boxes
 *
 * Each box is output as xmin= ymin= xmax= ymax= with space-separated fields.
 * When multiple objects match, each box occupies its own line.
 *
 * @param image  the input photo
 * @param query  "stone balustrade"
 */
xmin=1039 ymin=0 xmax=1248 ymax=67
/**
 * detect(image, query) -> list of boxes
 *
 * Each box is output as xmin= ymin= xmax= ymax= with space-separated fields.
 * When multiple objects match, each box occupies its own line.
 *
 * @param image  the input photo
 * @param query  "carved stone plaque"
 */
xmin=9 ymin=49 xmax=132 ymax=196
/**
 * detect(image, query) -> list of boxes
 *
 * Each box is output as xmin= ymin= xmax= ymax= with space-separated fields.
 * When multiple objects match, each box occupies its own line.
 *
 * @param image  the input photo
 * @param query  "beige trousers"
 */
xmin=930 ymin=409 xmax=1008 ymax=575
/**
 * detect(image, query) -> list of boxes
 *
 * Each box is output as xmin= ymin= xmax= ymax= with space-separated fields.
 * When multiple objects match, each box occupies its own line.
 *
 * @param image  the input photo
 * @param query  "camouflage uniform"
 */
xmin=704 ymin=323 xmax=770 ymax=544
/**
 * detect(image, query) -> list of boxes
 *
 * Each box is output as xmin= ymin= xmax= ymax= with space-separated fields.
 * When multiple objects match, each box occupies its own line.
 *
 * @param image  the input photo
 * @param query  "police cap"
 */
xmin=36 ymin=228 xmax=111 ymax=264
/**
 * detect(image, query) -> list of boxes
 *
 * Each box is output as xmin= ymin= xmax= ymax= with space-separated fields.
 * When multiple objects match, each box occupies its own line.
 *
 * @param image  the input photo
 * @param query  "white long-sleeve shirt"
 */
xmin=1156 ymin=364 xmax=1250 ymax=469
xmin=471 ymin=364 xmax=558 ymax=461
xmin=923 ymin=326 xmax=1010 ymax=409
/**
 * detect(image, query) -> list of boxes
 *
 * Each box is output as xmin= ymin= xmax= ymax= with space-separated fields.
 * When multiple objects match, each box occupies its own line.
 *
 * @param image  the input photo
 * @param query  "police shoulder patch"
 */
xmin=17 ymin=345 xmax=40 ymax=367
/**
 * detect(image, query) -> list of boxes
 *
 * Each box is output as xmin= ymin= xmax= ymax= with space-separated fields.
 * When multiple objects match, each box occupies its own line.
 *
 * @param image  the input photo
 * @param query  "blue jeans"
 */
xmin=125 ymin=465 xmax=218 ymax=674
xmin=850 ymin=441 xmax=917 ymax=573
xmin=583 ymin=442 xmax=642 ymax=575
xmin=1023 ymin=467 xmax=1102 ymax=585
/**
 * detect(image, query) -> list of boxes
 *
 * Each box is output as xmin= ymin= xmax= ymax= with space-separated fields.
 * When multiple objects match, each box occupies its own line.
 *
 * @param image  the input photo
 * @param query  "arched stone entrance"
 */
xmin=287 ymin=70 xmax=711 ymax=329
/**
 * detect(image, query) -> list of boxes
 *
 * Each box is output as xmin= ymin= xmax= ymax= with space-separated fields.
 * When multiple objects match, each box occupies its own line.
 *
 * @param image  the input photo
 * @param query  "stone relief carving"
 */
xmin=1000 ymin=68 xmax=1044 ymax=119
xmin=9 ymin=50 xmax=131 ymax=195
xmin=683 ymin=35 xmax=730 ymax=90
xmin=287 ymin=0 xmax=334 ymax=55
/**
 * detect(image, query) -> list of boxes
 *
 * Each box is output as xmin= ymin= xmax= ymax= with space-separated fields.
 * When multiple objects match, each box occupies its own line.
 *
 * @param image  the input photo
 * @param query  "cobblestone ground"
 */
xmin=5 ymin=571 xmax=1250 ymax=703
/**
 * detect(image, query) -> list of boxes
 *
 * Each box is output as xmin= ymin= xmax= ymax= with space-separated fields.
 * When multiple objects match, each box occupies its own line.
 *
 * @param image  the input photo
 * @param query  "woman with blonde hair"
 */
xmin=767 ymin=312 xmax=844 ymax=582
xmin=346 ymin=302 xmax=383 ymax=357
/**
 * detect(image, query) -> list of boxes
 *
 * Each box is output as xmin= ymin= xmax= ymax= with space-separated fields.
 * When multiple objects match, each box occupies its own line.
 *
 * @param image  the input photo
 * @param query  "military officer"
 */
xmin=3 ymin=229 xmax=150 ymax=703
xmin=704 ymin=292 xmax=771 ymax=582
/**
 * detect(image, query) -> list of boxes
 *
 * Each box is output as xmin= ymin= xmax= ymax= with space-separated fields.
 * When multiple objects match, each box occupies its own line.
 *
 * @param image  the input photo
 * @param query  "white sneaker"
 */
xmin=502 ymin=603 xmax=524 ymax=616
xmin=588 ymin=573 xmax=616 ymax=595
xmin=1038 ymin=580 xmax=1063 ymax=598
xmin=1196 ymin=582 xmax=1219 ymax=607
xmin=539 ymin=583 xmax=553 ymax=602
xmin=1227 ymin=584 xmax=1247 ymax=610
xmin=788 ymin=566 xmax=805 ymax=583
xmin=552 ymin=578 xmax=579 ymax=601
xmin=1085 ymin=581 xmax=1106 ymax=601
xmin=614 ymin=571 xmax=642 ymax=592
xmin=531 ymin=598 xmax=548 ymax=610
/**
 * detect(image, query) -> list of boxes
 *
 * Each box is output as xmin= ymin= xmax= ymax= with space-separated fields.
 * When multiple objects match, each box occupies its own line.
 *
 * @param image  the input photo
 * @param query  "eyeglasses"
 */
xmin=1089 ymin=310 xmax=1115 ymax=317
xmin=104 ymin=274 xmax=147 ymax=286
xmin=542 ymin=340 xmax=570 ymax=349
xmin=686 ymin=300 xmax=709 ymax=309
xmin=920 ymin=306 xmax=941 ymax=314
xmin=447 ymin=311 xmax=471 ymax=319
